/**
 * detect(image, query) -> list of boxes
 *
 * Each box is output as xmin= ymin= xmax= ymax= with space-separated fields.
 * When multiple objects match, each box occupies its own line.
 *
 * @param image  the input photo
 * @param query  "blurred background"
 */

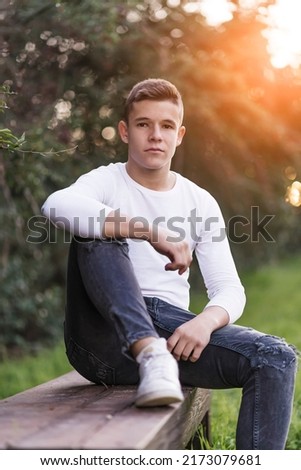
xmin=0 ymin=0 xmax=301 ymax=449
xmin=0 ymin=1 xmax=301 ymax=447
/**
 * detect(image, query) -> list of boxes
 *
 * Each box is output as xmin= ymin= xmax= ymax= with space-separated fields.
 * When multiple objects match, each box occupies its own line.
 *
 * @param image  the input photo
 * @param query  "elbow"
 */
xmin=225 ymin=284 xmax=246 ymax=324
xmin=41 ymin=190 xmax=64 ymax=220
xmin=239 ymin=283 xmax=247 ymax=309
xmin=241 ymin=284 xmax=247 ymax=312
xmin=233 ymin=285 xmax=246 ymax=323
xmin=41 ymin=191 xmax=69 ymax=231
xmin=41 ymin=196 xmax=51 ymax=219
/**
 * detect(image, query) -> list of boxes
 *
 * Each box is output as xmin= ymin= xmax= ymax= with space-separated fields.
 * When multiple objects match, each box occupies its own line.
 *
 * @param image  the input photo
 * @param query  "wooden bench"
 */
xmin=0 ymin=371 xmax=211 ymax=450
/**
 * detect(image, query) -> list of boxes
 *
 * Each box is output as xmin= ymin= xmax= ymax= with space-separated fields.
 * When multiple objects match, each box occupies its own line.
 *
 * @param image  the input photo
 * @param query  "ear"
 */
xmin=176 ymin=125 xmax=186 ymax=147
xmin=118 ymin=120 xmax=129 ymax=143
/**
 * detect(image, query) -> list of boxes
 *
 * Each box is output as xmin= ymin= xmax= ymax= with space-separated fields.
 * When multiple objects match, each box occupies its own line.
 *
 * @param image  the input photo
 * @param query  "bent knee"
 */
xmin=250 ymin=334 xmax=297 ymax=372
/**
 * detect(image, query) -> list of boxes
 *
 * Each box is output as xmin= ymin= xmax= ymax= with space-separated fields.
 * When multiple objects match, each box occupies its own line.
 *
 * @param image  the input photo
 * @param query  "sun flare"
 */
xmin=183 ymin=1 xmax=301 ymax=69
xmin=262 ymin=0 xmax=301 ymax=69
xmin=183 ymin=0 xmax=235 ymax=26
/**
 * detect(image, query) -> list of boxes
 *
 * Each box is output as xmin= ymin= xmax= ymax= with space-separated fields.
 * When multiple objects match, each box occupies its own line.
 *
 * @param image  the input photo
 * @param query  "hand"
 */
xmin=167 ymin=306 xmax=229 ymax=362
xmin=167 ymin=315 xmax=212 ymax=362
xmin=102 ymin=211 xmax=192 ymax=275
xmin=148 ymin=225 xmax=192 ymax=275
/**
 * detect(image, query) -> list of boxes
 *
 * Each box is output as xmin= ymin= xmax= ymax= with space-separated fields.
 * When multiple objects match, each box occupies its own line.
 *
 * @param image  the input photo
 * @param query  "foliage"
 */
xmin=0 ymin=127 xmax=25 ymax=150
xmin=0 ymin=84 xmax=25 ymax=150
xmin=1 ymin=0 xmax=301 ymax=355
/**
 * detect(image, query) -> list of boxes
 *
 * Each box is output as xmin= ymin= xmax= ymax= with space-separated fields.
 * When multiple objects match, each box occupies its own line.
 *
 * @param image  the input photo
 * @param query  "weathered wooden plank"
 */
xmin=84 ymin=388 xmax=210 ymax=450
xmin=180 ymin=388 xmax=211 ymax=447
xmin=84 ymin=397 xmax=185 ymax=449
xmin=11 ymin=387 xmax=138 ymax=449
xmin=0 ymin=372 xmax=107 ymax=449
xmin=0 ymin=371 xmax=211 ymax=450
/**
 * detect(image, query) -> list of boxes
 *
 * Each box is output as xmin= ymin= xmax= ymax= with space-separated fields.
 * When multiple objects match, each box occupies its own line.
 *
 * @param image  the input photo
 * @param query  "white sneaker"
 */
xmin=135 ymin=338 xmax=184 ymax=407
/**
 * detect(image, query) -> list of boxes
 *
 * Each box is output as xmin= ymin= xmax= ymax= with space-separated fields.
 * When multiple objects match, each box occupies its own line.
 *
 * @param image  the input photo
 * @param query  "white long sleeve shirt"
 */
xmin=42 ymin=162 xmax=246 ymax=322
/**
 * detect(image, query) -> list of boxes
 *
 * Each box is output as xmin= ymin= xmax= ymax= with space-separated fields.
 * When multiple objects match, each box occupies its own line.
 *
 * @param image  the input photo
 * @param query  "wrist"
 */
xmin=102 ymin=210 xmax=129 ymax=238
xmin=102 ymin=210 xmax=153 ymax=240
xmin=200 ymin=306 xmax=229 ymax=331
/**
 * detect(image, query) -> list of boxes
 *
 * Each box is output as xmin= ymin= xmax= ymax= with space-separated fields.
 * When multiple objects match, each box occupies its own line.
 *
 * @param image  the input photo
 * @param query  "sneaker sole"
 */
xmin=135 ymin=390 xmax=184 ymax=408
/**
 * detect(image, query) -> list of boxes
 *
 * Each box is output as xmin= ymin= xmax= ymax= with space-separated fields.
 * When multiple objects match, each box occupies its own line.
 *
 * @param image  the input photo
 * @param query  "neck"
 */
xmin=125 ymin=163 xmax=176 ymax=191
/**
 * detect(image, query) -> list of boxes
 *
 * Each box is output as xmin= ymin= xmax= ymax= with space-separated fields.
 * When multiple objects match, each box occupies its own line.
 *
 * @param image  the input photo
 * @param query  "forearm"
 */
xmin=102 ymin=210 xmax=152 ymax=240
xmin=102 ymin=210 xmax=192 ymax=275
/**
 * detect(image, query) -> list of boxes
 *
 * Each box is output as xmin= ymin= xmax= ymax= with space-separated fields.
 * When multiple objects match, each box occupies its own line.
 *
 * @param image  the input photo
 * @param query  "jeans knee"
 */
xmin=76 ymin=236 xmax=127 ymax=247
xmin=250 ymin=334 xmax=297 ymax=373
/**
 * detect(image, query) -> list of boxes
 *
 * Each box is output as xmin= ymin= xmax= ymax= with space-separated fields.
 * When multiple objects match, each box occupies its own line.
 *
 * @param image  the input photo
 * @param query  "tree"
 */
xmin=1 ymin=0 xmax=301 ymax=355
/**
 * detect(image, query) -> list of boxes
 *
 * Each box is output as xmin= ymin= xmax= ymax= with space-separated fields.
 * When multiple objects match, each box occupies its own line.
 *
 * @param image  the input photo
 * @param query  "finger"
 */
xmin=165 ymin=262 xmax=187 ymax=273
xmin=170 ymin=339 xmax=191 ymax=362
xmin=189 ymin=345 xmax=203 ymax=362
xmin=167 ymin=331 xmax=179 ymax=351
xmin=180 ymin=344 xmax=194 ymax=361
xmin=178 ymin=265 xmax=188 ymax=275
xmin=164 ymin=262 xmax=177 ymax=271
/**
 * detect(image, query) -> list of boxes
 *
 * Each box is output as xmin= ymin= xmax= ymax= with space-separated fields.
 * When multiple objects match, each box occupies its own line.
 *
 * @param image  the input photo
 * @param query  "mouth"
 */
xmin=145 ymin=148 xmax=164 ymax=153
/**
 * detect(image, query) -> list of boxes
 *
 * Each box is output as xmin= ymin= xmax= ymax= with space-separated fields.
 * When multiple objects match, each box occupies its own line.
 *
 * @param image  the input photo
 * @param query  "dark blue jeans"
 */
xmin=64 ymin=238 xmax=297 ymax=450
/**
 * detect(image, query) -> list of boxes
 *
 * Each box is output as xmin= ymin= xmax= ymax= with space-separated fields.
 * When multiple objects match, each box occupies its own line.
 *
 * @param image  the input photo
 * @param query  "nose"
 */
xmin=149 ymin=124 xmax=162 ymax=141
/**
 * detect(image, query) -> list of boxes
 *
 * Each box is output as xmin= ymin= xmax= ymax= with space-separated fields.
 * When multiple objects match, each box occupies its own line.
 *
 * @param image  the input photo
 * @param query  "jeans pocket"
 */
xmin=66 ymin=337 xmax=115 ymax=385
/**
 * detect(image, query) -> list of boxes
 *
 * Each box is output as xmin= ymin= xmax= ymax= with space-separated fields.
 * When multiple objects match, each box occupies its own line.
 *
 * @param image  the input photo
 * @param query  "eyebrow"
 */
xmin=133 ymin=117 xmax=177 ymax=126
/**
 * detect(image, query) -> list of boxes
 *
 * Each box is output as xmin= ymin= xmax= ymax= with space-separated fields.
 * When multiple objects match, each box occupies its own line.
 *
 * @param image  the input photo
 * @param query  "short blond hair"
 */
xmin=124 ymin=78 xmax=184 ymax=123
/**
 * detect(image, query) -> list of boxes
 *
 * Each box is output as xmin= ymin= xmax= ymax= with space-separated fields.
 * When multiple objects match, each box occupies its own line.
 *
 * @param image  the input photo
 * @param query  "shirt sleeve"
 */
xmin=41 ymin=167 xmax=115 ymax=238
xmin=194 ymin=195 xmax=246 ymax=323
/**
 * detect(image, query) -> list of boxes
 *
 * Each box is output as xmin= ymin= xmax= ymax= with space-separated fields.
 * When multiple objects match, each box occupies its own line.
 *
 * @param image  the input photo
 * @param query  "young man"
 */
xmin=42 ymin=78 xmax=296 ymax=449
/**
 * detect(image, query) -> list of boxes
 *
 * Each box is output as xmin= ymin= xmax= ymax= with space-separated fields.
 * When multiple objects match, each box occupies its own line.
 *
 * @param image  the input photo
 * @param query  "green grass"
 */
xmin=0 ymin=342 xmax=72 ymax=399
xmin=1 ymin=255 xmax=301 ymax=448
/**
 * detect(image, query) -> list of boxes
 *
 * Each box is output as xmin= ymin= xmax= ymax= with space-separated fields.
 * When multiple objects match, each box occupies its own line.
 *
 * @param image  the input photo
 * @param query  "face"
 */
xmin=118 ymin=99 xmax=185 ymax=174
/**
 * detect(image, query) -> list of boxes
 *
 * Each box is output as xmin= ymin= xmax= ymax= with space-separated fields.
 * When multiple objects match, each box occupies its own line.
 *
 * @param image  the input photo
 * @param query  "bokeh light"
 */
xmin=286 ymin=181 xmax=301 ymax=207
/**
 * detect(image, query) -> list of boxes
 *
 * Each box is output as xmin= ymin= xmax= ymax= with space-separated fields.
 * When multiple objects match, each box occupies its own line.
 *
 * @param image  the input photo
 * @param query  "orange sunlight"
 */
xmin=182 ymin=1 xmax=301 ymax=68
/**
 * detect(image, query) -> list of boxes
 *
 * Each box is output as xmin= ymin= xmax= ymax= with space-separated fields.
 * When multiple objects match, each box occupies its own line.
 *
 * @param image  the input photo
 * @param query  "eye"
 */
xmin=137 ymin=122 xmax=148 ymax=128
